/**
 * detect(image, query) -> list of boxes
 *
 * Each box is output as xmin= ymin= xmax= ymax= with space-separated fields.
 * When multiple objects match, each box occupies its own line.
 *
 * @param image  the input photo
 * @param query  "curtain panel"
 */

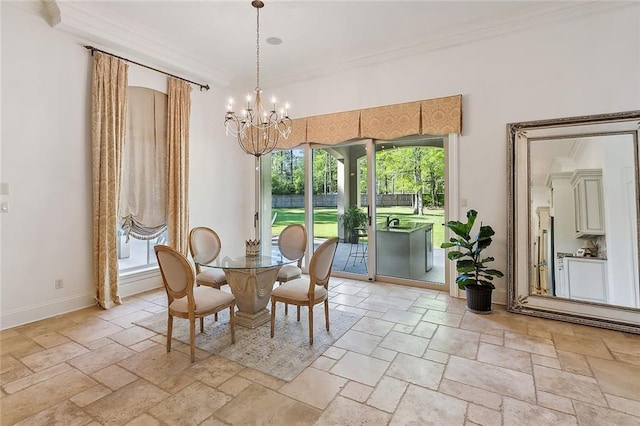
xmin=119 ymin=87 xmax=168 ymax=240
xmin=166 ymin=78 xmax=192 ymax=255
xmin=91 ymin=52 xmax=128 ymax=309
xmin=274 ymin=94 xmax=462 ymax=149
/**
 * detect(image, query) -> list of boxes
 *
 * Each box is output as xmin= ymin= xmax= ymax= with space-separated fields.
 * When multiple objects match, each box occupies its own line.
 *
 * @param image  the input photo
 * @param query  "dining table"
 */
xmin=196 ymin=248 xmax=297 ymax=329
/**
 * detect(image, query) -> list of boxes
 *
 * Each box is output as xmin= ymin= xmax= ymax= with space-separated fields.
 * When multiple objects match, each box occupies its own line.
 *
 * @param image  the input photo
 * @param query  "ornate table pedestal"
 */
xmin=222 ymin=266 xmax=281 ymax=329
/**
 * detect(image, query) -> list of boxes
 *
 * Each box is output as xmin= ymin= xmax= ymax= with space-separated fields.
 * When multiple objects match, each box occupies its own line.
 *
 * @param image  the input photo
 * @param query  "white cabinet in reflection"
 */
xmin=571 ymin=169 xmax=605 ymax=238
xmin=558 ymin=256 xmax=608 ymax=303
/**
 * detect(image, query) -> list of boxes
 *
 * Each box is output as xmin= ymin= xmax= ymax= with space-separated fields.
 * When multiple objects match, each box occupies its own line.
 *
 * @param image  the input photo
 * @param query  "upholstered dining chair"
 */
xmin=155 ymin=245 xmax=235 ymax=363
xmin=270 ymin=237 xmax=339 ymax=345
xmin=189 ymin=227 xmax=228 ymax=289
xmin=276 ymin=224 xmax=308 ymax=315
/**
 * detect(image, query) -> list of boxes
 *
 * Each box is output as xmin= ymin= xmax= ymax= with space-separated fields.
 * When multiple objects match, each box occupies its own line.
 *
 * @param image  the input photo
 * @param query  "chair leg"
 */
xmin=229 ymin=304 xmax=236 ymax=344
xmin=297 ymin=306 xmax=301 ymax=322
xmin=189 ymin=318 xmax=196 ymax=363
xmin=308 ymin=305 xmax=314 ymax=345
xmin=200 ymin=317 xmax=204 ymax=333
xmin=278 ymin=281 xmax=288 ymax=315
xmin=270 ymin=300 xmax=276 ymax=338
xmin=166 ymin=313 xmax=173 ymax=353
xmin=324 ymin=299 xmax=330 ymax=331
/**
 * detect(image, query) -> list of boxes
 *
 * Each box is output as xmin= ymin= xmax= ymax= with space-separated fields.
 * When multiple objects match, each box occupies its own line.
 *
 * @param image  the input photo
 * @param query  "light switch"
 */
xmin=1 ymin=202 xmax=8 ymax=213
xmin=0 ymin=183 xmax=8 ymax=195
xmin=460 ymin=198 xmax=468 ymax=207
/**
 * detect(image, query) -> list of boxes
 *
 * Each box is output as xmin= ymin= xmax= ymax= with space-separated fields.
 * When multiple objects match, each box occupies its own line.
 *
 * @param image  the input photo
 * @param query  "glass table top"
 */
xmin=196 ymin=249 xmax=297 ymax=270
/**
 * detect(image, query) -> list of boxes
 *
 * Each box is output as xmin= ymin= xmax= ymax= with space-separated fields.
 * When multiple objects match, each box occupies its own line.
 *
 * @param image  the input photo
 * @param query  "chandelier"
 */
xmin=225 ymin=0 xmax=291 ymax=157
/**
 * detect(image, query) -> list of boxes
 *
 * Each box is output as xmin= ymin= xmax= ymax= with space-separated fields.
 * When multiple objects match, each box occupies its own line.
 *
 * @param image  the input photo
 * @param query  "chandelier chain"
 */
xmin=256 ymin=6 xmax=260 ymax=90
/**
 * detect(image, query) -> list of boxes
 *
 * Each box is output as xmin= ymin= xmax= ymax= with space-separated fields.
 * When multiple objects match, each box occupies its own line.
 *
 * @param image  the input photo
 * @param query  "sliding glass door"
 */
xmin=374 ymin=138 xmax=446 ymax=286
xmin=260 ymin=136 xmax=450 ymax=290
xmin=311 ymin=142 xmax=370 ymax=279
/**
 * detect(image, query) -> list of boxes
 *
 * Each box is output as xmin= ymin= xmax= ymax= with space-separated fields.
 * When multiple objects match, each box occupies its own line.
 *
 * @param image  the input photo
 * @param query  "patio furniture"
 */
xmin=343 ymin=227 xmax=368 ymax=271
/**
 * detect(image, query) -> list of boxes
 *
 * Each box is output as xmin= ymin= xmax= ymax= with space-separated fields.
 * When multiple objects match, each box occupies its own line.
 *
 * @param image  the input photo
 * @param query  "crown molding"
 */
xmin=27 ymin=0 xmax=636 ymax=89
xmin=4 ymin=0 xmax=47 ymax=18
xmin=261 ymin=1 xmax=633 ymax=88
xmin=46 ymin=0 xmax=231 ymax=87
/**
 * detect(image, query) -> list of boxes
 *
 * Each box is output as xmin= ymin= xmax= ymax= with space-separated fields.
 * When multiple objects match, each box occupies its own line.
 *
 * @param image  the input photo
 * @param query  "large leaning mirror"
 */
xmin=507 ymin=111 xmax=640 ymax=334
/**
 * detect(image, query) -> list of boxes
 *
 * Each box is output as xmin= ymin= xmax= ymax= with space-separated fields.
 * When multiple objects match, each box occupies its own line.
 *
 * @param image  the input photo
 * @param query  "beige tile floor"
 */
xmin=2 ymin=277 xmax=640 ymax=425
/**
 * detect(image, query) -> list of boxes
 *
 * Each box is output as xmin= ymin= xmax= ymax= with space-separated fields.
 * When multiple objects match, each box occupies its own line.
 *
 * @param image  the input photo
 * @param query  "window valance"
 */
xmin=275 ymin=94 xmax=462 ymax=149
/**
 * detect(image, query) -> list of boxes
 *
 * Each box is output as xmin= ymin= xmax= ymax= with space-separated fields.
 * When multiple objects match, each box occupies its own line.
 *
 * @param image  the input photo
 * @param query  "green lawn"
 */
xmin=272 ymin=206 xmax=445 ymax=247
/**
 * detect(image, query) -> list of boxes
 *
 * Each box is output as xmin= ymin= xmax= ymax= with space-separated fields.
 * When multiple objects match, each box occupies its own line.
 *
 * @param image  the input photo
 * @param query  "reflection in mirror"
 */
xmin=530 ymin=135 xmax=639 ymax=308
xmin=508 ymin=111 xmax=640 ymax=334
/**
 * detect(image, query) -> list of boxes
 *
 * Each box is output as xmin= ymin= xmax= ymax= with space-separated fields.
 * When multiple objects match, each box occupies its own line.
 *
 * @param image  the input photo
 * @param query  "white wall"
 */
xmin=0 ymin=4 xmax=254 ymax=329
xmin=269 ymin=4 xmax=640 ymax=302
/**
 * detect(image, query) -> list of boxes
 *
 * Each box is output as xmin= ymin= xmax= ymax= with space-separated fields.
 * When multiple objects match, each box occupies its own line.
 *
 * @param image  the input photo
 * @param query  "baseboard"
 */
xmin=119 ymin=269 xmax=163 ymax=298
xmin=455 ymin=288 xmax=507 ymax=306
xmin=1 ymin=272 xmax=163 ymax=331
xmin=1 ymin=293 xmax=96 ymax=331
xmin=493 ymin=289 xmax=507 ymax=305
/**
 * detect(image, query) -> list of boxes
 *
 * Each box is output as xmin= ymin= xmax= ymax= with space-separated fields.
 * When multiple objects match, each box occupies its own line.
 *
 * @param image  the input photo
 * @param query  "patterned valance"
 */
xmin=276 ymin=94 xmax=462 ymax=149
xmin=277 ymin=118 xmax=307 ymax=149
xmin=361 ymin=101 xmax=421 ymax=140
xmin=307 ymin=110 xmax=361 ymax=144
xmin=422 ymin=96 xmax=462 ymax=136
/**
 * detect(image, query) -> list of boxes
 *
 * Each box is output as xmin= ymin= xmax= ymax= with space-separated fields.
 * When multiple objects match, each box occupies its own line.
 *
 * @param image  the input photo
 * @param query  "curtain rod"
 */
xmin=85 ymin=45 xmax=210 ymax=91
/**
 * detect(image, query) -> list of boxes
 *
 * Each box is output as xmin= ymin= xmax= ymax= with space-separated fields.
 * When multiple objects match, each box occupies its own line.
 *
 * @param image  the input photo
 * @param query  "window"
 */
xmin=118 ymin=87 xmax=168 ymax=273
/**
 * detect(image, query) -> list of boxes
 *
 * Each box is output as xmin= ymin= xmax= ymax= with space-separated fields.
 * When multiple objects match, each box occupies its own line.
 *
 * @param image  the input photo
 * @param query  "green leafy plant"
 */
xmin=340 ymin=206 xmax=368 ymax=243
xmin=441 ymin=209 xmax=504 ymax=290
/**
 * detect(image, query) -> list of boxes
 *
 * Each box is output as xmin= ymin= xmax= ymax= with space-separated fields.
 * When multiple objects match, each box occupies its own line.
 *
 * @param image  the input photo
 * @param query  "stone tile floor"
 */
xmin=2 ymin=277 xmax=640 ymax=425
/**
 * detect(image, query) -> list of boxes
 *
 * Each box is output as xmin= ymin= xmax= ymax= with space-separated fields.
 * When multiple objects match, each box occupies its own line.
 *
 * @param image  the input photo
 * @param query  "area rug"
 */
xmin=135 ymin=306 xmax=361 ymax=381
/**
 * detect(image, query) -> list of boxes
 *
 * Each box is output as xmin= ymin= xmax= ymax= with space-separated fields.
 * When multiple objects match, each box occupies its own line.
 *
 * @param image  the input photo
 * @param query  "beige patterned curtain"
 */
xmin=274 ymin=94 xmax=462 ymax=148
xmin=91 ymin=52 xmax=128 ymax=309
xmin=421 ymin=95 xmax=463 ymax=135
xmin=307 ymin=110 xmax=361 ymax=144
xmin=166 ymin=78 xmax=191 ymax=255
xmin=361 ymin=101 xmax=421 ymax=140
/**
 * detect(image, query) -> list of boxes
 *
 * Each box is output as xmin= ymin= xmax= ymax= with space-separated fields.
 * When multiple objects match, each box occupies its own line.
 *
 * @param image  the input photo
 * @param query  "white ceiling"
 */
xmin=40 ymin=1 xmax=622 ymax=88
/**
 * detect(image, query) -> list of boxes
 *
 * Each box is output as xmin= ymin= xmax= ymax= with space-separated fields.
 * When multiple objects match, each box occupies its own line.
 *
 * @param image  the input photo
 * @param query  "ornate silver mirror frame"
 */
xmin=507 ymin=111 xmax=640 ymax=334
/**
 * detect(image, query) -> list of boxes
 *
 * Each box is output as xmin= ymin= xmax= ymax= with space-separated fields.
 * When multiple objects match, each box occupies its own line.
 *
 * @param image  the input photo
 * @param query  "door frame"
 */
xmin=258 ymin=132 xmax=460 ymax=296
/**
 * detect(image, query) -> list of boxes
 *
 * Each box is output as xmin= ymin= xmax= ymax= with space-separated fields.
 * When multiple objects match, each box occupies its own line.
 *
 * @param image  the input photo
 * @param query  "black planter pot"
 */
xmin=345 ymin=231 xmax=359 ymax=244
xmin=464 ymin=285 xmax=493 ymax=314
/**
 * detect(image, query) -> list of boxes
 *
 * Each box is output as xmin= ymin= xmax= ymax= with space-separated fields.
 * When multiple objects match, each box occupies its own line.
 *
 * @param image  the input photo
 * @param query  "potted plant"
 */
xmin=340 ymin=206 xmax=368 ymax=244
xmin=441 ymin=209 xmax=504 ymax=313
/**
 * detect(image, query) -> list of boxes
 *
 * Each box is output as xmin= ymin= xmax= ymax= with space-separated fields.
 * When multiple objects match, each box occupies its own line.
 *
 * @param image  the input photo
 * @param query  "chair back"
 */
xmin=278 ymin=224 xmax=307 ymax=263
xmin=309 ymin=238 xmax=339 ymax=288
xmin=189 ymin=227 xmax=222 ymax=264
xmin=155 ymin=245 xmax=194 ymax=301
